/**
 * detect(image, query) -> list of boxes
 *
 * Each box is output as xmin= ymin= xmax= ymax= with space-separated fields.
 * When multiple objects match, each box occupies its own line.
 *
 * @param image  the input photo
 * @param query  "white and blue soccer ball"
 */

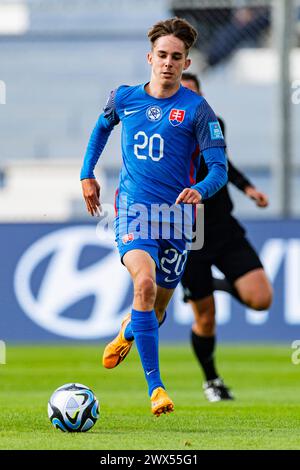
xmin=48 ymin=383 xmax=100 ymax=432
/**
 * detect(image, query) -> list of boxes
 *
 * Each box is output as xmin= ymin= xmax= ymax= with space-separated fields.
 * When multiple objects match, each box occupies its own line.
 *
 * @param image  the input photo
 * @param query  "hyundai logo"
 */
xmin=14 ymin=226 xmax=132 ymax=339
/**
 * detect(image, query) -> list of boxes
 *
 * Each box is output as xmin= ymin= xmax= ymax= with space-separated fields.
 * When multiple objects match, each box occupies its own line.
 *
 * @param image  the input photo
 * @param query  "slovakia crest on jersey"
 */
xmin=169 ymin=109 xmax=185 ymax=127
xmin=122 ymin=233 xmax=134 ymax=244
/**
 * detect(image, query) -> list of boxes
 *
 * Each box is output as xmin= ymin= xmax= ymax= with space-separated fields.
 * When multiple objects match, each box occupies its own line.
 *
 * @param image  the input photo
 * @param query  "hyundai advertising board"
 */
xmin=1 ymin=221 xmax=300 ymax=343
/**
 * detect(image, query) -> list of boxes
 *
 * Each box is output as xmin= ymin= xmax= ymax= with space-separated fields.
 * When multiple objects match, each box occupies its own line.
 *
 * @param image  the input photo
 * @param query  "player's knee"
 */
xmin=134 ymin=275 xmax=157 ymax=307
xmin=245 ymin=285 xmax=273 ymax=311
xmin=191 ymin=297 xmax=215 ymax=335
xmin=253 ymin=290 xmax=273 ymax=311
xmin=194 ymin=314 xmax=215 ymax=336
xmin=196 ymin=316 xmax=215 ymax=336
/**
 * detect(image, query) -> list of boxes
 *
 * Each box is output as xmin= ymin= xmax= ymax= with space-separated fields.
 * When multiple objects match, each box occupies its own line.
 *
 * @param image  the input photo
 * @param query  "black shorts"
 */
xmin=181 ymin=216 xmax=263 ymax=301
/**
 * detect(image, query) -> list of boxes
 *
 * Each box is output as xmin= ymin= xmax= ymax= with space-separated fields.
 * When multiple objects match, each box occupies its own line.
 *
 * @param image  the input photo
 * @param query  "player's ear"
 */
xmin=147 ymin=51 xmax=153 ymax=65
xmin=183 ymin=58 xmax=191 ymax=70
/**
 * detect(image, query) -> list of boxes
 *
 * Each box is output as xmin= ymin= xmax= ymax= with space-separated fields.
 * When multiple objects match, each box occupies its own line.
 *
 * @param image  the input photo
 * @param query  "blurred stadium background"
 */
xmin=0 ymin=0 xmax=300 ymax=344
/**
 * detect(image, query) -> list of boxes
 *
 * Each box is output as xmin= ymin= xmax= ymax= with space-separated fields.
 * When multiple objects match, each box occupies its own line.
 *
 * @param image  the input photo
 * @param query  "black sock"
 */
xmin=212 ymin=277 xmax=244 ymax=305
xmin=191 ymin=331 xmax=218 ymax=382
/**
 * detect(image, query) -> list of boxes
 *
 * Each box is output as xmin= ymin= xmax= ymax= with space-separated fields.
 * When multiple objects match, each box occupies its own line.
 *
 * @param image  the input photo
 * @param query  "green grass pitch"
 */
xmin=0 ymin=343 xmax=299 ymax=450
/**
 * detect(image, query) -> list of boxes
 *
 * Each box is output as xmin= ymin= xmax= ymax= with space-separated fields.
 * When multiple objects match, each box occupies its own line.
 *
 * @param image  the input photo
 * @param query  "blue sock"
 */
xmin=124 ymin=311 xmax=167 ymax=341
xmin=130 ymin=309 xmax=164 ymax=396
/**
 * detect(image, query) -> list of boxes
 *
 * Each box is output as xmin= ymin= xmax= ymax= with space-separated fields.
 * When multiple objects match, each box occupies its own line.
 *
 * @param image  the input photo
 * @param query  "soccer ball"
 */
xmin=48 ymin=383 xmax=100 ymax=432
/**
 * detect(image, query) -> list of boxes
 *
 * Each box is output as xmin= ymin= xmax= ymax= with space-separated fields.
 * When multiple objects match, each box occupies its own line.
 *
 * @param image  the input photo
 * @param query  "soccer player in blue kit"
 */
xmin=81 ymin=18 xmax=228 ymax=416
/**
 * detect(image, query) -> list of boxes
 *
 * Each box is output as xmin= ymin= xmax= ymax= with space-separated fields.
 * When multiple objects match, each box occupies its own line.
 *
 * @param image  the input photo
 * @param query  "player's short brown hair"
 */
xmin=148 ymin=17 xmax=197 ymax=55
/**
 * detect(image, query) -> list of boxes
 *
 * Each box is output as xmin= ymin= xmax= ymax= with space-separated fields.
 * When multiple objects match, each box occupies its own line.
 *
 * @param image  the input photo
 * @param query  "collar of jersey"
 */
xmin=141 ymin=82 xmax=184 ymax=101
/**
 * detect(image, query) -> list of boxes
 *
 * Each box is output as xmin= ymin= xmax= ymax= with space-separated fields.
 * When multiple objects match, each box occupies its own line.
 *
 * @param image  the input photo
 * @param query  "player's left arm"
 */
xmin=228 ymin=157 xmax=252 ymax=190
xmin=228 ymin=158 xmax=269 ymax=208
xmin=244 ymin=185 xmax=269 ymax=208
xmin=175 ymin=146 xmax=227 ymax=204
xmin=177 ymin=99 xmax=228 ymax=204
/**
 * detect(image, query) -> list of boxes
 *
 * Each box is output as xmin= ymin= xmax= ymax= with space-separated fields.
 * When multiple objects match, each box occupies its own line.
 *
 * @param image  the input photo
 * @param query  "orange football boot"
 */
xmin=102 ymin=313 xmax=133 ymax=369
xmin=151 ymin=387 xmax=174 ymax=417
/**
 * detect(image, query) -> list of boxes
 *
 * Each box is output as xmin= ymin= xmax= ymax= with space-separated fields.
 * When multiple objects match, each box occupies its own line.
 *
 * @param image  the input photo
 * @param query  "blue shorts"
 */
xmin=114 ymin=214 xmax=189 ymax=289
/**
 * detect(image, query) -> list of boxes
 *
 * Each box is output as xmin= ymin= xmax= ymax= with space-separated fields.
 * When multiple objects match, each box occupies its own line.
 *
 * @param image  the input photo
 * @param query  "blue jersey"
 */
xmin=81 ymin=83 xmax=227 ymax=205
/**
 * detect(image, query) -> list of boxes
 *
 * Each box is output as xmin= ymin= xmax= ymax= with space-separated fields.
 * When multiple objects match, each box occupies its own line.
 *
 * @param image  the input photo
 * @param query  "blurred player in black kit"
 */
xmin=180 ymin=72 xmax=273 ymax=402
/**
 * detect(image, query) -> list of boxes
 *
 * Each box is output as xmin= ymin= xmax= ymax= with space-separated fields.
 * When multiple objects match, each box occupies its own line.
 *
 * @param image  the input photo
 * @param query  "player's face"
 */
xmin=181 ymin=79 xmax=201 ymax=95
xmin=148 ymin=35 xmax=191 ymax=88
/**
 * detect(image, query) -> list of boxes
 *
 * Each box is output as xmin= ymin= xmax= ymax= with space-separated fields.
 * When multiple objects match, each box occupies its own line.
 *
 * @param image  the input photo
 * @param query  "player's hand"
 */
xmin=81 ymin=178 xmax=101 ymax=216
xmin=245 ymin=186 xmax=269 ymax=208
xmin=175 ymin=188 xmax=202 ymax=205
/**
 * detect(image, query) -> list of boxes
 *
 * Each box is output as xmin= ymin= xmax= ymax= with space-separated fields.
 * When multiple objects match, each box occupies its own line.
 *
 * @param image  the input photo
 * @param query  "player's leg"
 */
xmin=215 ymin=237 xmax=273 ymax=311
xmin=123 ymin=241 xmax=185 ymax=338
xmin=123 ymin=281 xmax=175 ymax=416
xmin=233 ymin=268 xmax=273 ymax=310
xmin=181 ymin=254 xmax=233 ymax=401
xmin=102 ymin=248 xmax=156 ymax=370
xmin=103 ymin=210 xmax=160 ymax=369
xmin=102 ymin=248 xmax=157 ymax=368
xmin=189 ymin=295 xmax=234 ymax=401
xmin=122 ymin=284 xmax=172 ymax=342
xmin=124 ymin=249 xmax=174 ymax=415
xmin=154 ymin=284 xmax=174 ymax=322
xmin=212 ymin=276 xmax=242 ymax=301
xmin=103 ymin=270 xmax=173 ymax=368
xmin=103 ymin=248 xmax=174 ymax=415
xmin=148 ymin=284 xmax=176 ymax=416
xmin=212 ymin=273 xmax=272 ymax=308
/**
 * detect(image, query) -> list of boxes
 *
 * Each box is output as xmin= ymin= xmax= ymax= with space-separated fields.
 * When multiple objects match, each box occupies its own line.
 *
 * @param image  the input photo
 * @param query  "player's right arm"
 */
xmin=80 ymin=89 xmax=120 ymax=216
